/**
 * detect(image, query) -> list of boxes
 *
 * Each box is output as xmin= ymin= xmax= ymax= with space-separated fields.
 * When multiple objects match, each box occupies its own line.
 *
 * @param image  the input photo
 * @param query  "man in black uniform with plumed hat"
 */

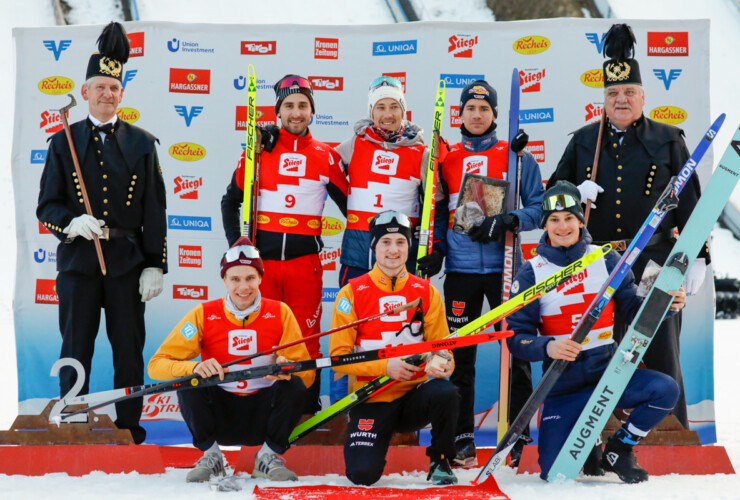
xmin=37 ymin=22 xmax=167 ymax=443
xmin=548 ymin=23 xmax=709 ymax=429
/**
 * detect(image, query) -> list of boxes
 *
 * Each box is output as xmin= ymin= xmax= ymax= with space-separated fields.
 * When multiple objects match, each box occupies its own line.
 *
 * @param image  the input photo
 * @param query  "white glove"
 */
xmin=139 ymin=267 xmax=164 ymax=302
xmin=683 ymin=258 xmax=707 ymax=296
xmin=63 ymin=214 xmax=104 ymax=240
xmin=577 ymin=180 xmax=604 ymax=209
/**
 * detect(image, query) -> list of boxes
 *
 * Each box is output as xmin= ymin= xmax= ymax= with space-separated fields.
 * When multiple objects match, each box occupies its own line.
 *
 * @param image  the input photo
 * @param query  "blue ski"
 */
xmin=548 ymin=120 xmax=740 ymax=481
xmin=473 ymin=113 xmax=727 ymax=485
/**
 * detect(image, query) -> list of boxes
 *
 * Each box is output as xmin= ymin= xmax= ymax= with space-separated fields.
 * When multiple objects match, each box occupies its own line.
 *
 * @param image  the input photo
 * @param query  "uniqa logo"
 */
xmin=512 ymin=36 xmax=550 ymax=55
xmin=580 ymin=69 xmax=604 ymax=88
xmin=38 ymin=76 xmax=74 ymax=95
xmin=649 ymin=106 xmax=687 ymax=125
xmin=321 ymin=217 xmax=344 ymax=236
xmin=116 ymin=107 xmax=140 ymax=123
xmin=169 ymin=142 xmax=206 ymax=161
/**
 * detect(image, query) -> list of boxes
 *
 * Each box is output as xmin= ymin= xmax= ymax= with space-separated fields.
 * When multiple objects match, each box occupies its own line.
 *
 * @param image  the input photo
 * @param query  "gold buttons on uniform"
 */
xmin=79 ymin=198 xmax=84 ymax=203
xmin=126 ymin=201 xmax=131 ymax=206
xmin=616 ymin=214 xmax=621 ymax=219
xmin=128 ymin=194 xmax=132 ymax=199
xmin=103 ymin=211 xmax=108 ymax=216
xmin=613 ymin=143 xmax=617 ymax=148
xmin=97 ymin=150 xmax=101 ymax=154
xmin=617 ymin=165 xmax=623 ymax=170
xmin=103 ymin=199 xmax=108 ymax=204
xmin=94 ymin=137 xmax=99 ymax=142
xmin=129 ymin=187 xmax=134 ymax=192
xmin=103 ymin=174 xmax=108 ymax=179
xmin=103 ymin=187 xmax=108 ymax=192
xmin=132 ymin=175 xmax=138 ymax=180
xmin=616 ymin=188 xmax=621 ymax=193
xmin=616 ymin=200 xmax=621 ymax=205
xmin=77 ymin=191 xmax=81 ymax=197
xmin=617 ymin=228 xmax=622 ymax=233
xmin=645 ymin=190 xmax=651 ymax=195
xmin=99 ymin=162 xmax=104 ymax=166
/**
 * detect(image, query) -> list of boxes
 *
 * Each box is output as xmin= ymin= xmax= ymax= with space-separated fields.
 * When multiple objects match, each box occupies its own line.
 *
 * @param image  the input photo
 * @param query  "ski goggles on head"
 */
xmin=371 ymin=210 xmax=412 ymax=230
xmin=368 ymin=75 xmax=403 ymax=92
xmin=223 ymin=244 xmax=261 ymax=263
xmin=276 ymin=76 xmax=312 ymax=92
xmin=542 ymin=193 xmax=580 ymax=212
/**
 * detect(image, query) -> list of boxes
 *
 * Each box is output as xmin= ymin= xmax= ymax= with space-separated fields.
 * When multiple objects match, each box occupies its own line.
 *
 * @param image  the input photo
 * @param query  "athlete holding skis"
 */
xmin=506 ymin=181 xmax=685 ymax=483
xmin=221 ymin=74 xmax=348 ymax=414
xmin=426 ymin=80 xmax=544 ymax=466
xmin=548 ymin=23 xmax=707 ymax=428
xmin=329 ymin=210 xmax=459 ymax=486
xmin=148 ymin=237 xmax=312 ymax=484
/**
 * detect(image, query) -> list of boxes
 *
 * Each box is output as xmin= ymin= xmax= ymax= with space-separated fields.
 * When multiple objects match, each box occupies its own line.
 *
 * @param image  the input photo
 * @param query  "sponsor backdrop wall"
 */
xmin=12 ymin=19 xmax=717 ymax=445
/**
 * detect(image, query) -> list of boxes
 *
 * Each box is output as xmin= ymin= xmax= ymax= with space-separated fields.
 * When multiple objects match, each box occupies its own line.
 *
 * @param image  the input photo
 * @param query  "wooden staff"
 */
xmin=584 ymin=112 xmax=607 ymax=224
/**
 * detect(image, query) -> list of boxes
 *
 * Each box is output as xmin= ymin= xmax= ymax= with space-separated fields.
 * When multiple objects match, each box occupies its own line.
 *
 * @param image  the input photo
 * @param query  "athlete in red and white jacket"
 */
xmin=221 ymin=75 xmax=347 ymax=413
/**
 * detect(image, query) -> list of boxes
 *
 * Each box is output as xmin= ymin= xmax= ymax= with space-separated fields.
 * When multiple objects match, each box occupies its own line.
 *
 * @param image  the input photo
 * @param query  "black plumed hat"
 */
xmin=602 ymin=23 xmax=642 ymax=87
xmin=86 ymin=22 xmax=130 ymax=82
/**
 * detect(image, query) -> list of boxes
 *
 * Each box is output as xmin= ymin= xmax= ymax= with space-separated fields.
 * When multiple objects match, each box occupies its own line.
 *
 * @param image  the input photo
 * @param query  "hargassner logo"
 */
xmin=372 ymin=40 xmax=417 ymax=56
xmin=128 ymin=32 xmax=144 ymax=57
xmin=43 ymin=40 xmax=71 ymax=61
xmin=440 ymin=74 xmax=485 ymax=89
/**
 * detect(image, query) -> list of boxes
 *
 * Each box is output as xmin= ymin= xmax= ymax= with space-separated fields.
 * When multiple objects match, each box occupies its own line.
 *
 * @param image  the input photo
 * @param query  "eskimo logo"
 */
xmin=372 ymin=40 xmax=417 ymax=56
xmin=519 ymin=69 xmax=546 ymax=93
xmin=440 ymin=73 xmax=485 ymax=88
xmin=520 ymin=108 xmax=554 ymax=124
xmin=653 ymin=69 xmax=682 ymax=90
xmin=279 ymin=153 xmax=307 ymax=176
xmin=229 ymin=330 xmax=256 ymax=355
xmin=168 ymin=215 xmax=212 ymax=231
xmin=370 ymin=150 xmax=399 ymax=175
xmin=43 ymin=40 xmax=71 ymax=61
xmin=174 ymin=176 xmax=203 ymax=199
xmin=585 ymin=33 xmax=606 ymax=53
xmin=463 ymin=156 xmax=488 ymax=175
xmin=448 ymin=35 xmax=478 ymax=57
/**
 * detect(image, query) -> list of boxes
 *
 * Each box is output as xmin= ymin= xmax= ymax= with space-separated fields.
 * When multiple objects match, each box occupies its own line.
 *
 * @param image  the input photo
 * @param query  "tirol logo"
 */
xmin=320 ymin=247 xmax=341 ymax=271
xmin=38 ymin=76 xmax=74 ymax=95
xmin=169 ymin=68 xmax=211 ymax=94
xmin=580 ymin=69 xmax=604 ymax=88
xmin=370 ymin=150 xmax=399 ymax=175
xmin=650 ymin=106 xmax=687 ymax=125
xmin=175 ymin=105 xmax=204 ymax=127
xmin=315 ymin=37 xmax=339 ymax=59
xmin=585 ymin=103 xmax=604 ymax=123
xmin=452 ymin=301 xmax=465 ymax=317
xmin=128 ymin=32 xmax=144 ymax=57
xmin=449 ymin=106 xmax=462 ymax=128
xmin=235 ymin=106 xmax=277 ymax=130
xmin=358 ymin=419 xmax=374 ymax=431
xmin=168 ymin=215 xmax=212 ymax=231
xmin=647 ymin=32 xmax=688 ymax=56
xmin=520 ymin=108 xmax=554 ymax=124
xmin=525 ymin=140 xmax=545 ymax=164
xmin=229 ymin=330 xmax=256 ymax=355
xmin=173 ymin=285 xmax=208 ymax=300
xmin=179 ymin=245 xmax=202 ymax=267
xmin=440 ymin=73 xmax=485 ymax=89
xmin=169 ymin=142 xmax=206 ymax=161
xmin=653 ymin=69 xmax=682 ymax=90
xmin=141 ymin=393 xmax=180 ymax=421
xmin=116 ymin=107 xmax=140 ymax=123
xmin=379 ymin=295 xmax=407 ymax=322
xmin=241 ymin=41 xmax=276 ymax=55
xmin=448 ymin=34 xmax=478 ymax=58
xmin=279 ymin=153 xmax=307 ymax=177
xmin=39 ymin=110 xmax=66 ymax=134
xmin=585 ymin=33 xmax=606 ymax=53
xmin=519 ymin=68 xmax=546 ymax=93
xmin=463 ymin=156 xmax=488 ymax=175
xmin=43 ymin=40 xmax=71 ymax=61
xmin=321 ymin=217 xmax=345 ymax=236
xmin=383 ymin=72 xmax=407 ymax=92
xmin=308 ymin=76 xmax=344 ymax=91
xmin=31 ymin=150 xmax=47 ymax=164
xmin=35 ymin=279 xmax=58 ymax=304
xmin=372 ymin=40 xmax=418 ymax=56
xmin=174 ymin=175 xmax=203 ymax=199
xmin=513 ymin=35 xmax=550 ymax=55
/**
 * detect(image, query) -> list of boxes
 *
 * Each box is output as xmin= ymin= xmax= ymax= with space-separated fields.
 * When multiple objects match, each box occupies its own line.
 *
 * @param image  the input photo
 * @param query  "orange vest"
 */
xmin=200 ymin=298 xmax=283 ymax=394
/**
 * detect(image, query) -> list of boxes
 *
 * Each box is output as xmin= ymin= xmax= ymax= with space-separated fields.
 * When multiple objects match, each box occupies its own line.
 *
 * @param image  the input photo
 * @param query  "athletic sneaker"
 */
xmin=452 ymin=441 xmax=477 ymax=467
xmin=583 ymin=443 xmax=605 ymax=476
xmin=252 ymin=452 xmax=298 ymax=481
xmin=186 ymin=452 xmax=225 ymax=483
xmin=427 ymin=457 xmax=458 ymax=485
xmin=601 ymin=432 xmax=648 ymax=484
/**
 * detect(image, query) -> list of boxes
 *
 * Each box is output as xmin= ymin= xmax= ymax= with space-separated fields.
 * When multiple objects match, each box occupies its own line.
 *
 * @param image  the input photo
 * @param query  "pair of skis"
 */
xmin=547 ymin=119 xmax=739 ymax=481
xmin=289 ymin=244 xmax=611 ymax=443
xmin=473 ymin=114 xmax=730 ymax=485
xmin=241 ymin=64 xmax=259 ymax=241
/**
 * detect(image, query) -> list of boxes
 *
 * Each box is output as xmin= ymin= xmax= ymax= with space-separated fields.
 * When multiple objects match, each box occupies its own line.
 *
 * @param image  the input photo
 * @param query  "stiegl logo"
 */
xmin=174 ymin=176 xmax=203 ymax=200
xmin=463 ymin=156 xmax=488 ymax=175
xmin=279 ymin=153 xmax=307 ymax=177
xmin=448 ymin=34 xmax=478 ymax=58
xmin=370 ymin=150 xmax=399 ymax=176
xmin=379 ymin=295 xmax=407 ymax=322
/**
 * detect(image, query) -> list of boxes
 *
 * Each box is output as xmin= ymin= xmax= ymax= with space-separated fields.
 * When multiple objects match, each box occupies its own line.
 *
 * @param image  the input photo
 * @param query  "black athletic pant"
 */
xmin=444 ymin=271 xmax=533 ymax=444
xmin=57 ymin=268 xmax=146 ymax=444
xmin=178 ymin=377 xmax=306 ymax=453
xmin=344 ymin=379 xmax=458 ymax=486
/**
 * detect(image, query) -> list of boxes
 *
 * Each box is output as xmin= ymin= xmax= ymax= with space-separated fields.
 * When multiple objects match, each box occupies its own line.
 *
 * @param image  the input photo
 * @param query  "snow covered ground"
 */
xmin=1 ymin=0 xmax=739 ymax=498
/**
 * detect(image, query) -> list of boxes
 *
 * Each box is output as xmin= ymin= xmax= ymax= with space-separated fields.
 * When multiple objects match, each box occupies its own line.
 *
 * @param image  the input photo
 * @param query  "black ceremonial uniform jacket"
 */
xmin=37 ymin=118 xmax=168 ymax=278
xmin=548 ymin=115 xmax=707 ymax=272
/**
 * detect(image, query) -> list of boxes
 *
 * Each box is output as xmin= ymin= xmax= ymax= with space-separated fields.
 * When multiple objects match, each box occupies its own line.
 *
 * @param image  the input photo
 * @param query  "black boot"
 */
xmin=601 ymin=427 xmax=648 ymax=484
xmin=582 ymin=441 xmax=605 ymax=477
